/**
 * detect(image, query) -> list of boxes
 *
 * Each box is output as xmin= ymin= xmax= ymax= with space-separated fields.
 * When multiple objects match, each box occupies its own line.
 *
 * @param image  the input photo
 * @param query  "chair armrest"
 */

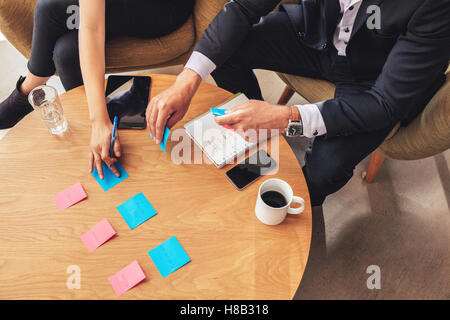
xmin=379 ymin=70 xmax=450 ymax=160
xmin=0 ymin=0 xmax=37 ymax=58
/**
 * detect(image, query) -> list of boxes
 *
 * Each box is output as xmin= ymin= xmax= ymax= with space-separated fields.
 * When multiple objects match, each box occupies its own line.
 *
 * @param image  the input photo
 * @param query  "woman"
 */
xmin=0 ymin=0 xmax=195 ymax=178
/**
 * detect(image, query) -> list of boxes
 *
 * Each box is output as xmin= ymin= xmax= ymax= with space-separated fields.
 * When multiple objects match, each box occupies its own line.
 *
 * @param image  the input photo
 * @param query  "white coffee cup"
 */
xmin=255 ymin=179 xmax=305 ymax=225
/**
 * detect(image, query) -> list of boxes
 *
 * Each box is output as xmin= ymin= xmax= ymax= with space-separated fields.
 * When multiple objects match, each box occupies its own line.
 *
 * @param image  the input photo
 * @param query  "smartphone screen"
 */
xmin=105 ymin=75 xmax=151 ymax=129
xmin=226 ymin=150 xmax=277 ymax=190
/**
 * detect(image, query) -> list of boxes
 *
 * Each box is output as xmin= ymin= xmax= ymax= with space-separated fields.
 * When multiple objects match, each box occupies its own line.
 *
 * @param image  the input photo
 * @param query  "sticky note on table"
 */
xmin=108 ymin=260 xmax=146 ymax=296
xmin=210 ymin=109 xmax=233 ymax=130
xmin=149 ymin=126 xmax=171 ymax=152
xmin=91 ymin=162 xmax=129 ymax=192
xmin=211 ymin=108 xmax=226 ymax=116
xmin=117 ymin=192 xmax=157 ymax=230
xmin=54 ymin=182 xmax=87 ymax=211
xmin=80 ymin=218 xmax=116 ymax=252
xmin=148 ymin=236 xmax=191 ymax=278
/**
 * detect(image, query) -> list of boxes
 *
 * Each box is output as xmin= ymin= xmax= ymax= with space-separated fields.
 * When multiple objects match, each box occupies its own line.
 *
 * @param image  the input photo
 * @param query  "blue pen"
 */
xmin=110 ymin=116 xmax=118 ymax=158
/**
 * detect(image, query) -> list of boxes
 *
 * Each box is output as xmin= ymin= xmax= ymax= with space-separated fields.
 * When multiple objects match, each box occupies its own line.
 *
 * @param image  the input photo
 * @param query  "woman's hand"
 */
xmin=214 ymin=100 xmax=291 ymax=141
xmin=88 ymin=119 xmax=121 ymax=179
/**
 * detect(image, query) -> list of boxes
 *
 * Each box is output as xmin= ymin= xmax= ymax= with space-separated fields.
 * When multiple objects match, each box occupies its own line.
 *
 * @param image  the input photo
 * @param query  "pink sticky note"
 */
xmin=54 ymin=182 xmax=87 ymax=211
xmin=80 ymin=218 xmax=116 ymax=252
xmin=108 ymin=260 xmax=146 ymax=296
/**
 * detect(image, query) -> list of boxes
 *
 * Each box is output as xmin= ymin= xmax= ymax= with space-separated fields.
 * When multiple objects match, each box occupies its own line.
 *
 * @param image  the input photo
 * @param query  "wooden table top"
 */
xmin=0 ymin=74 xmax=311 ymax=300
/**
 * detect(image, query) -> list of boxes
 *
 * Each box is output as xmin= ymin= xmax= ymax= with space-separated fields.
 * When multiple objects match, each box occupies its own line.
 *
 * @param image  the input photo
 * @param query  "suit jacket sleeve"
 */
xmin=194 ymin=0 xmax=282 ymax=67
xmin=318 ymin=0 xmax=450 ymax=137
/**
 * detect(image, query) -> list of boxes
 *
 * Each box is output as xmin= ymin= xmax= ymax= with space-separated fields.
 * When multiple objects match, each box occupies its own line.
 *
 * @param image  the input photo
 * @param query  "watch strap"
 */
xmin=290 ymin=106 xmax=301 ymax=122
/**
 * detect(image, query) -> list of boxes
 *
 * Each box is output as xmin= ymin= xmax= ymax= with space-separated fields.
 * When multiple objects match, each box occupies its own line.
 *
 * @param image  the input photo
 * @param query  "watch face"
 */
xmin=288 ymin=123 xmax=302 ymax=136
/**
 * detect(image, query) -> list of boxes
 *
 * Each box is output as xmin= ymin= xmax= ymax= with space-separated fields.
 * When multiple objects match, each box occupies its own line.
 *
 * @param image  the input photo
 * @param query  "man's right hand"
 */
xmin=146 ymin=68 xmax=202 ymax=144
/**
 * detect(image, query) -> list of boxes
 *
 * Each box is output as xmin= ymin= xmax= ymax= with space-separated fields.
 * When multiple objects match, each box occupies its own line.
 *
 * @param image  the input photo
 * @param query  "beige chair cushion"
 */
xmin=378 ymin=72 xmax=450 ymax=160
xmin=277 ymin=73 xmax=335 ymax=103
xmin=0 ymin=0 xmax=196 ymax=72
xmin=105 ymin=16 xmax=195 ymax=72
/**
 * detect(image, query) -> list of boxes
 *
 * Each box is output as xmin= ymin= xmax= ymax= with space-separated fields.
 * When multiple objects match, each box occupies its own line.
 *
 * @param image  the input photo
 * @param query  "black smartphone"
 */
xmin=226 ymin=150 xmax=277 ymax=190
xmin=105 ymin=75 xmax=151 ymax=129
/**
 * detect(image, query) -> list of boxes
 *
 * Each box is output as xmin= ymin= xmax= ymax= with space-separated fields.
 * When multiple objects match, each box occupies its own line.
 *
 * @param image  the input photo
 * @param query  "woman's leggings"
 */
xmin=27 ymin=0 xmax=195 ymax=90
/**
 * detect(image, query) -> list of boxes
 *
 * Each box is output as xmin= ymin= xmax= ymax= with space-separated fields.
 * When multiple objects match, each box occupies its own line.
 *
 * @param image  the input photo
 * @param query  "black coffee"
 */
xmin=261 ymin=191 xmax=287 ymax=208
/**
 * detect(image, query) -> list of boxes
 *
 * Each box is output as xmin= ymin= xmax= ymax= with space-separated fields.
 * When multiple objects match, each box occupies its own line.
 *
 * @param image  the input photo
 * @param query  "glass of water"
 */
xmin=28 ymin=85 xmax=68 ymax=135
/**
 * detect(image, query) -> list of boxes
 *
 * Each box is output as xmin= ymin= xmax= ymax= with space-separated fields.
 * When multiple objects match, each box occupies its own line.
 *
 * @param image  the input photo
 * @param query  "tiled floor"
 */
xmin=1 ymin=39 xmax=449 ymax=299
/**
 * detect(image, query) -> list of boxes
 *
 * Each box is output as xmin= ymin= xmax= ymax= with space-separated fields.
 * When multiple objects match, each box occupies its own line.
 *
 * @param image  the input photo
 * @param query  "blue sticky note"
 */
xmin=148 ymin=236 xmax=191 ymax=278
xmin=211 ymin=108 xmax=226 ymax=116
xmin=149 ymin=126 xmax=171 ymax=152
xmin=91 ymin=162 xmax=129 ymax=192
xmin=117 ymin=192 xmax=157 ymax=230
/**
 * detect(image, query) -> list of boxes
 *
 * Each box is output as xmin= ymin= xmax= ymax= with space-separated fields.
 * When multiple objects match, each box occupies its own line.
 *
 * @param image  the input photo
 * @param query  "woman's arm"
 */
xmin=79 ymin=0 xmax=121 ymax=179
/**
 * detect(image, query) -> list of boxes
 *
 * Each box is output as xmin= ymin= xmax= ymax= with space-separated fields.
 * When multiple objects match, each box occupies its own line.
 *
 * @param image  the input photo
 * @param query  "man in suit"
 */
xmin=146 ymin=0 xmax=450 ymax=206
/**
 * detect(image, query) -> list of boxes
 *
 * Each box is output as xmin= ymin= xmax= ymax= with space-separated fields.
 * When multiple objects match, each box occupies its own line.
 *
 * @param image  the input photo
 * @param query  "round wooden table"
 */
xmin=0 ymin=74 xmax=311 ymax=299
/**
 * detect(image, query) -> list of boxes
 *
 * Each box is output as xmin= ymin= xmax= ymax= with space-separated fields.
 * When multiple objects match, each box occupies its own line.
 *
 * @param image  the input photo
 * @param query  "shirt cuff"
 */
xmin=296 ymin=104 xmax=327 ymax=138
xmin=184 ymin=51 xmax=217 ymax=80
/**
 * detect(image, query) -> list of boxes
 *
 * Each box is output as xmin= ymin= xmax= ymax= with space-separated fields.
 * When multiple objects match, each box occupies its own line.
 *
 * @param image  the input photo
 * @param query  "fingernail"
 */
xmin=156 ymin=140 xmax=160 ymax=144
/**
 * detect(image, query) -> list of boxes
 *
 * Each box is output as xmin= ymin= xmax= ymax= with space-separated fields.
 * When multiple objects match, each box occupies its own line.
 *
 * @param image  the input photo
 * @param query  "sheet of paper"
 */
xmin=148 ymin=236 xmax=191 ymax=278
xmin=54 ymin=182 xmax=87 ymax=211
xmin=91 ymin=162 xmax=129 ymax=192
xmin=108 ymin=260 xmax=146 ymax=296
xmin=80 ymin=218 xmax=116 ymax=252
xmin=117 ymin=192 xmax=157 ymax=230
xmin=210 ymin=108 xmax=226 ymax=116
xmin=149 ymin=126 xmax=171 ymax=152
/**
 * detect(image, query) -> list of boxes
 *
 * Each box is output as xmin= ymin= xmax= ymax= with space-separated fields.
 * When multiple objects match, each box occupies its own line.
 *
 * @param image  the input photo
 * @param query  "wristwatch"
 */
xmin=285 ymin=106 xmax=303 ymax=137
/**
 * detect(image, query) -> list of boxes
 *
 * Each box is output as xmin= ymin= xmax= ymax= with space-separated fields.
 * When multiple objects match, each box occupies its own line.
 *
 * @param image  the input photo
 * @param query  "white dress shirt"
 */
xmin=333 ymin=0 xmax=363 ymax=56
xmin=185 ymin=0 xmax=363 ymax=138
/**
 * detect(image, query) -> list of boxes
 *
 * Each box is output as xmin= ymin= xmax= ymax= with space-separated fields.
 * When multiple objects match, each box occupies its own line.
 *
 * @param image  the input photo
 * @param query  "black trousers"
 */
xmin=28 ymin=0 xmax=194 ymax=90
xmin=211 ymin=11 xmax=394 ymax=206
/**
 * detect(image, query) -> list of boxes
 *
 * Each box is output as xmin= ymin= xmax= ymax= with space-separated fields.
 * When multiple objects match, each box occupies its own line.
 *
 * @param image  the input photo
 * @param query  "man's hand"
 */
xmin=214 ymin=100 xmax=291 ymax=141
xmin=146 ymin=69 xmax=202 ymax=144
xmin=88 ymin=118 xmax=121 ymax=179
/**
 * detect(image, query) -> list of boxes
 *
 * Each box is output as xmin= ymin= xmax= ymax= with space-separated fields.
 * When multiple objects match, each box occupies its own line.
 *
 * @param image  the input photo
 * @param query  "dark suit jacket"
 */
xmin=194 ymin=0 xmax=450 ymax=137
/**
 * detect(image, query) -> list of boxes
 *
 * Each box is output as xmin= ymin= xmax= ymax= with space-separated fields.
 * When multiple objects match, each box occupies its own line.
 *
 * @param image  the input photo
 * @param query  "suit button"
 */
xmin=298 ymin=32 xmax=305 ymax=38
xmin=321 ymin=43 xmax=327 ymax=49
